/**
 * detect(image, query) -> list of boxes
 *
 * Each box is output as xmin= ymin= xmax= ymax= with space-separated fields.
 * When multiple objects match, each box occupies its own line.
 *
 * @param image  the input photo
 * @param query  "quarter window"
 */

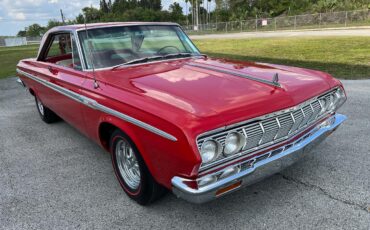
xmin=46 ymin=34 xmax=72 ymax=58
xmin=43 ymin=33 xmax=82 ymax=70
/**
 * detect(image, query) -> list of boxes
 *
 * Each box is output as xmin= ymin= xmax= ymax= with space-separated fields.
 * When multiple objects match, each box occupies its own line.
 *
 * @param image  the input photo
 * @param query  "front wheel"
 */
xmin=110 ymin=130 xmax=166 ymax=205
xmin=35 ymin=96 xmax=59 ymax=123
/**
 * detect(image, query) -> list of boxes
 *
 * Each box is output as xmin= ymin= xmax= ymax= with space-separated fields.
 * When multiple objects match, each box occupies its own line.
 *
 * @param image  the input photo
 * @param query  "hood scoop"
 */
xmin=186 ymin=62 xmax=281 ymax=88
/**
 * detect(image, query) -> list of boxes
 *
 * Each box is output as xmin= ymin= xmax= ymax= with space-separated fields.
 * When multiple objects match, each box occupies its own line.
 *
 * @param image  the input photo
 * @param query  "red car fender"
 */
xmin=96 ymin=114 xmax=201 ymax=188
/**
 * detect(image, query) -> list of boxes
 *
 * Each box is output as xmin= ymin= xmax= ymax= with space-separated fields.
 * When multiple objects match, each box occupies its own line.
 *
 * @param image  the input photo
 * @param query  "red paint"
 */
xmin=17 ymin=23 xmax=344 ymax=190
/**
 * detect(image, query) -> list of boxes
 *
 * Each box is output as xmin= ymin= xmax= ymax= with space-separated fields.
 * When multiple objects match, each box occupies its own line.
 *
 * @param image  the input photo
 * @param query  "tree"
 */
xmin=169 ymin=2 xmax=185 ymax=23
xmin=81 ymin=6 xmax=102 ymax=22
xmin=46 ymin=20 xmax=64 ymax=30
xmin=139 ymin=0 xmax=162 ymax=10
xmin=100 ymin=0 xmax=110 ymax=13
xmin=17 ymin=30 xmax=27 ymax=37
xmin=25 ymin=24 xmax=46 ymax=37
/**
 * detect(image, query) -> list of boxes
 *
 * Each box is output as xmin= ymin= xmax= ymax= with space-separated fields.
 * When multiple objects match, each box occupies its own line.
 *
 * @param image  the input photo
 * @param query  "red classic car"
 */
xmin=17 ymin=22 xmax=347 ymax=205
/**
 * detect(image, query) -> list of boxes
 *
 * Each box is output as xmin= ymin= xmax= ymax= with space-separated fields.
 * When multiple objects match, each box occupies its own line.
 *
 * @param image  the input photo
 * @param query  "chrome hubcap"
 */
xmin=115 ymin=139 xmax=141 ymax=190
xmin=37 ymin=99 xmax=44 ymax=116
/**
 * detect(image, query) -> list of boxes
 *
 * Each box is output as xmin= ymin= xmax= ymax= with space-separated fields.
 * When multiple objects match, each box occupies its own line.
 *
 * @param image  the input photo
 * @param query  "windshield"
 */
xmin=78 ymin=25 xmax=201 ymax=69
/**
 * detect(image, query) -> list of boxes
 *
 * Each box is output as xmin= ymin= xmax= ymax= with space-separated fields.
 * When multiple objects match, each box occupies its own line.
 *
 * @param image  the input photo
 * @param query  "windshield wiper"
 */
xmin=162 ymin=53 xmax=207 ymax=59
xmin=112 ymin=53 xmax=207 ymax=70
xmin=112 ymin=55 xmax=163 ymax=70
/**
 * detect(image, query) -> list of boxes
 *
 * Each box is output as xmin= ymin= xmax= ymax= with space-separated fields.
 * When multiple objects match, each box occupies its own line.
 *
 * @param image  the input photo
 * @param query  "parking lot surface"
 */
xmin=0 ymin=77 xmax=369 ymax=229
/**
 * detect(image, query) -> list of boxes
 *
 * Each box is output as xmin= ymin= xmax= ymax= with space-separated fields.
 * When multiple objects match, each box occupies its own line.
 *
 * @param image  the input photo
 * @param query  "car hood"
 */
xmin=97 ymin=57 xmax=338 ymax=129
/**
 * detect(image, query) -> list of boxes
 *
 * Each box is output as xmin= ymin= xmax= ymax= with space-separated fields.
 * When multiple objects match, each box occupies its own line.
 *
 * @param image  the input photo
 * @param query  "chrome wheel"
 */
xmin=115 ymin=139 xmax=141 ymax=190
xmin=37 ymin=98 xmax=44 ymax=116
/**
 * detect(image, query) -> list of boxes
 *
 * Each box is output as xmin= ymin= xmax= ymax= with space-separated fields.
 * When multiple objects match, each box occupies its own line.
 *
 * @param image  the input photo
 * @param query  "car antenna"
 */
xmin=84 ymin=17 xmax=99 ymax=89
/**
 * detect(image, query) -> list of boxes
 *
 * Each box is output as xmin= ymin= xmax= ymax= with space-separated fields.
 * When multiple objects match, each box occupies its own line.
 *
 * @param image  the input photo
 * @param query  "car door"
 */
xmin=38 ymin=32 xmax=88 ymax=134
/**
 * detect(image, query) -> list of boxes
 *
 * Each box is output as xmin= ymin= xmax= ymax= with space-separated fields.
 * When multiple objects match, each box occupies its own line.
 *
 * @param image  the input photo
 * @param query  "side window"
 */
xmin=44 ymin=33 xmax=82 ymax=71
xmin=46 ymin=34 xmax=72 ymax=58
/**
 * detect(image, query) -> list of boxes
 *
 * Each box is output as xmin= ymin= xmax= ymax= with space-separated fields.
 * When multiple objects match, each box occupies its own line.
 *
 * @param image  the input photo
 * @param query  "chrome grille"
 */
xmin=197 ymin=89 xmax=338 ymax=169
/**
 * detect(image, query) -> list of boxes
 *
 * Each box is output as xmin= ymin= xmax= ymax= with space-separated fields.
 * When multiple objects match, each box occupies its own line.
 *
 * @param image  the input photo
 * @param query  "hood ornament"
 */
xmin=272 ymin=73 xmax=279 ymax=86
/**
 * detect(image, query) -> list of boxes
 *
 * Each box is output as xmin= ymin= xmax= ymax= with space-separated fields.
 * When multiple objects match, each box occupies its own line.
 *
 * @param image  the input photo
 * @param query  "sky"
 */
xmin=0 ymin=0 xmax=215 ymax=36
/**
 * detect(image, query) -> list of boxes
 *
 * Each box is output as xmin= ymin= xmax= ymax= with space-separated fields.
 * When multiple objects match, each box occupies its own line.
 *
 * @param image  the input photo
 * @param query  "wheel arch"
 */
xmin=98 ymin=119 xmax=143 ymax=153
xmin=97 ymin=117 xmax=161 ymax=184
xmin=29 ymin=88 xmax=35 ymax=96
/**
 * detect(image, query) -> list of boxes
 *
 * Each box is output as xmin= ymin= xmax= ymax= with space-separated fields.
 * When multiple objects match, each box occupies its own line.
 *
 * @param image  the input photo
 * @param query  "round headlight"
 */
xmin=334 ymin=87 xmax=347 ymax=109
xmin=328 ymin=94 xmax=336 ymax=111
xmin=224 ymin=132 xmax=246 ymax=156
xmin=320 ymin=98 xmax=329 ymax=114
xmin=200 ymin=140 xmax=221 ymax=164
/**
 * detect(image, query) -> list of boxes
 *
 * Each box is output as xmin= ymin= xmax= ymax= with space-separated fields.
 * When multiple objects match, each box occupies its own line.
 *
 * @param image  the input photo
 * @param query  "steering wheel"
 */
xmin=108 ymin=48 xmax=138 ymax=58
xmin=157 ymin=46 xmax=181 ymax=55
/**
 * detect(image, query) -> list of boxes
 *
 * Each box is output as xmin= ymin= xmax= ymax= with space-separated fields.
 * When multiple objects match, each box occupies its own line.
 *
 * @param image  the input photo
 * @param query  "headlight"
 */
xmin=319 ymin=97 xmax=329 ymax=114
xmin=224 ymin=132 xmax=246 ymax=156
xmin=334 ymin=87 xmax=347 ymax=110
xmin=328 ymin=94 xmax=336 ymax=111
xmin=200 ymin=140 xmax=221 ymax=164
xmin=319 ymin=87 xmax=347 ymax=114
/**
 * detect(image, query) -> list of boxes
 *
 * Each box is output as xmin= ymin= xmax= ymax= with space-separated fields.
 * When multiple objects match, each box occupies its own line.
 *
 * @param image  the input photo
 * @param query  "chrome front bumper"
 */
xmin=172 ymin=114 xmax=347 ymax=204
xmin=16 ymin=78 xmax=25 ymax=87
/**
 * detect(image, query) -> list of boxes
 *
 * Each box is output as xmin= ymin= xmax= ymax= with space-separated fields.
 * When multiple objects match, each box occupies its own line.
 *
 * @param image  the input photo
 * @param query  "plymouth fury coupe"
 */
xmin=17 ymin=22 xmax=347 ymax=205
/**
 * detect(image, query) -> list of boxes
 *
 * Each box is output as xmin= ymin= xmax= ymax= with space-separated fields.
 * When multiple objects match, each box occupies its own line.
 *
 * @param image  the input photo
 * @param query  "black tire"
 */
xmin=110 ymin=129 xmax=166 ymax=205
xmin=35 ymin=96 xmax=59 ymax=124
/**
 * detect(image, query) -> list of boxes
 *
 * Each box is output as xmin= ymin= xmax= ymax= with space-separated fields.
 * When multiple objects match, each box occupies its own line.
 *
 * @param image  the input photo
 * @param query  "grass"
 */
xmin=194 ymin=36 xmax=370 ymax=79
xmin=0 ymin=44 xmax=39 ymax=79
xmin=0 ymin=36 xmax=369 ymax=80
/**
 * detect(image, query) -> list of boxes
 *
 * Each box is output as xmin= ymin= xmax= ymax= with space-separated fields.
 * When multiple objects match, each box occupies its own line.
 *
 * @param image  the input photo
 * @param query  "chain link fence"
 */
xmin=184 ymin=9 xmax=370 ymax=34
xmin=1 ymin=9 xmax=369 ymax=47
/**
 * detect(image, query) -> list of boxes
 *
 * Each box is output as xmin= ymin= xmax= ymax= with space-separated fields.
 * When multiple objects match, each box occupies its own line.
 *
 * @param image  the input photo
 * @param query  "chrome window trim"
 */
xmin=16 ymin=68 xmax=177 ymax=142
xmin=196 ymin=88 xmax=339 ymax=171
xmin=73 ymin=30 xmax=87 ymax=71
xmin=74 ymin=22 xmax=181 ymax=32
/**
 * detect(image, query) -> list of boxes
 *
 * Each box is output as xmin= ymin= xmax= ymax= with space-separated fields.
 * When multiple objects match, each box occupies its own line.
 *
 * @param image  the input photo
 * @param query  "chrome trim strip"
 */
xmin=172 ymin=114 xmax=347 ymax=204
xmin=258 ymin=122 xmax=265 ymax=145
xmin=16 ymin=78 xmax=25 ymax=87
xmin=73 ymin=30 xmax=87 ymax=71
xmin=74 ymin=22 xmax=180 ymax=32
xmin=186 ymin=62 xmax=281 ymax=88
xmin=16 ymin=68 xmax=177 ymax=142
xmin=274 ymin=117 xmax=281 ymax=140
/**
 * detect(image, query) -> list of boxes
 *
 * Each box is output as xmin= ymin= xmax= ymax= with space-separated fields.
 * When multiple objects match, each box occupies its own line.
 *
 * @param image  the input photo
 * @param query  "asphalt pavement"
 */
xmin=0 ymin=77 xmax=369 ymax=229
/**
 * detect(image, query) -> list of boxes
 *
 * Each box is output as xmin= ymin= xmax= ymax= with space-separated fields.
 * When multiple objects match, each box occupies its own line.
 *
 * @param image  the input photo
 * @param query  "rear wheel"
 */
xmin=35 ymin=96 xmax=59 ymax=123
xmin=110 ymin=129 xmax=166 ymax=205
